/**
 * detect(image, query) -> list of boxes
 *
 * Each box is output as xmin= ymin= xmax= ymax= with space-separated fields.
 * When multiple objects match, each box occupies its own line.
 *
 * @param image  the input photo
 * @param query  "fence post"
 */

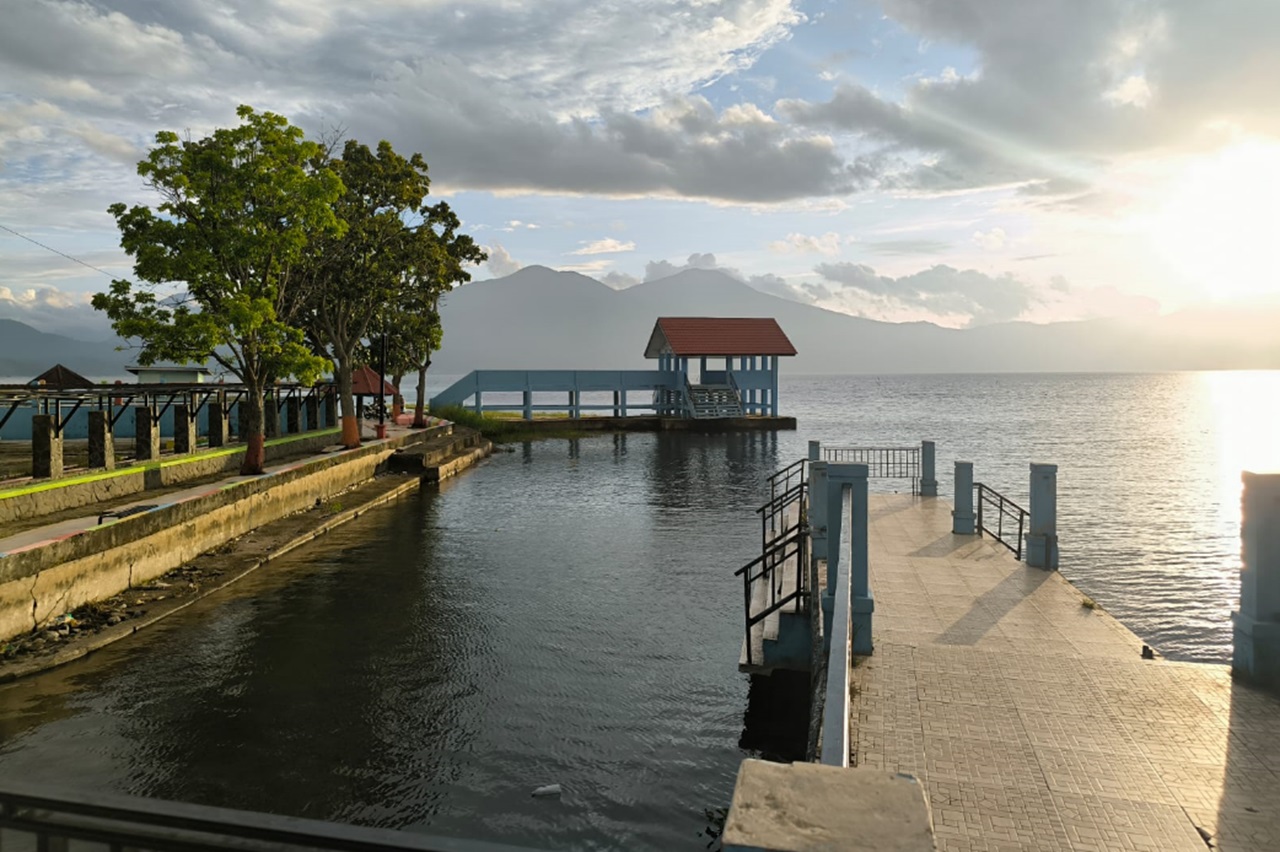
xmin=1232 ymin=472 xmax=1280 ymax=688
xmin=953 ymin=461 xmax=975 ymax=534
xmin=920 ymin=440 xmax=937 ymax=496
xmin=808 ymin=440 xmax=821 ymax=462
xmin=135 ymin=405 xmax=160 ymax=461
xmin=173 ymin=403 xmax=197 ymax=454
xmin=88 ymin=410 xmax=115 ymax=470
xmin=1026 ymin=463 xmax=1058 ymax=569
xmin=31 ymin=414 xmax=63 ymax=479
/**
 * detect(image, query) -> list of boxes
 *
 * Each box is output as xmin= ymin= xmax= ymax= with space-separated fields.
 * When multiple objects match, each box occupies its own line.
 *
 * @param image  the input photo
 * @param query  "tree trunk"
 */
xmin=335 ymin=354 xmax=360 ymax=448
xmin=391 ymin=372 xmax=405 ymax=419
xmin=412 ymin=353 xmax=432 ymax=428
xmin=240 ymin=384 xmax=267 ymax=475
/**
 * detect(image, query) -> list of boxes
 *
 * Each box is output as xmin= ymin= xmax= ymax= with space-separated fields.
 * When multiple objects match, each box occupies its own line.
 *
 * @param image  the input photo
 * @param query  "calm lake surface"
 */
xmin=0 ymin=371 xmax=1276 ymax=850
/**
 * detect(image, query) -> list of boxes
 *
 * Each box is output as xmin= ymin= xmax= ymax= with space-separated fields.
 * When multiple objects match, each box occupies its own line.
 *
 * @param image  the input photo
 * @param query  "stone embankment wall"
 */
xmin=0 ymin=428 xmax=448 ymax=641
xmin=0 ymin=430 xmax=343 ymax=526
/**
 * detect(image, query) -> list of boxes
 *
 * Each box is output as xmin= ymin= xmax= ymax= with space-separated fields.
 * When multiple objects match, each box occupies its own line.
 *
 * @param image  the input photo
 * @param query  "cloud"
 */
xmin=482 ymin=243 xmax=522 ymax=278
xmin=768 ymin=231 xmax=842 ymax=255
xmin=499 ymin=220 xmax=540 ymax=231
xmin=972 ymin=227 xmax=1007 ymax=251
xmin=0 ymin=283 xmax=114 ymax=339
xmin=556 ymin=259 xmax=614 ymax=274
xmin=815 ymin=262 xmax=1036 ymax=326
xmin=863 ymin=239 xmax=951 ymax=255
xmin=644 ymin=252 xmax=720 ymax=281
xmin=570 ymin=238 xmax=637 ymax=256
xmin=601 ymin=271 xmax=640 ymax=289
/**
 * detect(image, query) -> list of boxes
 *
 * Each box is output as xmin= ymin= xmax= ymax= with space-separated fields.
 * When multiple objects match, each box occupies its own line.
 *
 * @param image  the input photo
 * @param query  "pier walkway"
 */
xmin=855 ymin=493 xmax=1280 ymax=851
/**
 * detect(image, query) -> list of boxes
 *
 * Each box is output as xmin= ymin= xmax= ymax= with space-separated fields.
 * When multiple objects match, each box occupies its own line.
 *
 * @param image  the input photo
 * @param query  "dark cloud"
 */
xmin=815 ymin=262 xmax=1035 ymax=326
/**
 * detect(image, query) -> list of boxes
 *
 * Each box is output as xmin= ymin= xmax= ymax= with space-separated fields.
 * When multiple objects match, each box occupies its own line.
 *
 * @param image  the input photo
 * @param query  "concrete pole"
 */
xmin=920 ymin=440 xmax=937 ymax=497
xmin=31 ymin=414 xmax=63 ymax=479
xmin=284 ymin=394 xmax=301 ymax=434
xmin=173 ymin=404 xmax=197 ymax=454
xmin=808 ymin=440 xmax=821 ymax=462
xmin=952 ymin=461 xmax=976 ymax=534
xmin=809 ymin=461 xmax=829 ymax=563
xmin=1232 ymin=472 xmax=1280 ymax=687
xmin=824 ymin=463 xmax=872 ymax=655
xmin=88 ymin=410 xmax=115 ymax=470
xmin=303 ymin=394 xmax=319 ymax=433
xmin=1026 ymin=462 xmax=1059 ymax=569
xmin=523 ymin=390 xmax=533 ymax=421
xmin=135 ymin=406 xmax=160 ymax=461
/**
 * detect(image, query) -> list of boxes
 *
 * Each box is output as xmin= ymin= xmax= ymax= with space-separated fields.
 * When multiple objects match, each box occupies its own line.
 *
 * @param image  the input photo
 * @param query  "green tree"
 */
xmin=295 ymin=140 xmax=482 ymax=444
xmin=94 ymin=105 xmax=342 ymax=474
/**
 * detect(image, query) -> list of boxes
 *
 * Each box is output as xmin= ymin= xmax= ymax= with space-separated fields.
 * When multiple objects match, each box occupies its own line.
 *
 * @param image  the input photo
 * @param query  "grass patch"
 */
xmin=1081 ymin=596 xmax=1097 ymax=610
xmin=430 ymin=405 xmax=591 ymax=443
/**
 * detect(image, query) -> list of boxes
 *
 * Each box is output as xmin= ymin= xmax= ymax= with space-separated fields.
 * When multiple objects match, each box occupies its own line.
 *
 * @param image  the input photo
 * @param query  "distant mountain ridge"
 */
xmin=0 ymin=319 xmax=129 ymax=379
xmin=432 ymin=266 xmax=1280 ymax=373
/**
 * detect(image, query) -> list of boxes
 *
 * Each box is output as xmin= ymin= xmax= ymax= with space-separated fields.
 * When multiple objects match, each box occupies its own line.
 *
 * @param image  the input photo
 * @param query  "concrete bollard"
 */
xmin=31 ymin=414 xmax=63 ymax=479
xmin=953 ymin=461 xmax=975 ymax=534
xmin=808 ymin=439 xmax=821 ymax=462
xmin=1232 ymin=472 xmax=1280 ymax=688
xmin=1026 ymin=463 xmax=1058 ymax=569
xmin=135 ymin=406 xmax=160 ymax=461
xmin=920 ymin=440 xmax=937 ymax=497
xmin=88 ymin=410 xmax=115 ymax=470
xmin=173 ymin=404 xmax=197 ymax=454
xmin=208 ymin=398 xmax=229 ymax=447
xmin=285 ymin=394 xmax=302 ymax=434
xmin=304 ymin=394 xmax=319 ymax=432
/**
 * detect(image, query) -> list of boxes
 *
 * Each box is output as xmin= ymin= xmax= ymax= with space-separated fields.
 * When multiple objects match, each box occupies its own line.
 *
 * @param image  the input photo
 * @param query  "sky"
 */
xmin=2 ymin=0 xmax=1279 ymax=339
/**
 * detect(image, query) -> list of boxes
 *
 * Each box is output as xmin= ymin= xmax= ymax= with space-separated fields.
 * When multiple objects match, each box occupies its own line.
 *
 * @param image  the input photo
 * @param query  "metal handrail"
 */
xmin=766 ymin=457 xmax=807 ymax=506
xmin=820 ymin=446 xmax=921 ymax=494
xmin=0 ymin=781 xmax=541 ymax=852
xmin=756 ymin=480 xmax=807 ymax=550
xmin=734 ymin=523 xmax=809 ymax=667
xmin=974 ymin=482 xmax=1028 ymax=560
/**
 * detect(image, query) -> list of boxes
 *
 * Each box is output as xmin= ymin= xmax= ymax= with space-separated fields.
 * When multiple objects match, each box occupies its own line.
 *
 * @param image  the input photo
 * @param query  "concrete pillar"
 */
xmin=208 ymin=398 xmax=229 ymax=447
xmin=323 ymin=389 xmax=337 ymax=428
xmin=88 ymin=410 xmax=115 ymax=470
xmin=920 ymin=440 xmax=937 ymax=497
xmin=808 ymin=440 xmax=821 ymax=462
xmin=285 ymin=394 xmax=301 ymax=434
xmin=825 ymin=462 xmax=871 ymax=655
xmin=809 ymin=461 xmax=829 ymax=563
xmin=135 ymin=407 xmax=160 ymax=461
xmin=1026 ymin=462 xmax=1058 ymax=569
xmin=31 ymin=414 xmax=63 ymax=479
xmin=304 ymin=395 xmax=319 ymax=432
xmin=952 ymin=461 xmax=976 ymax=534
xmin=612 ymin=390 xmax=620 ymax=418
xmin=263 ymin=392 xmax=280 ymax=438
xmin=523 ymin=390 xmax=533 ymax=421
xmin=771 ymin=355 xmax=779 ymax=416
xmin=569 ymin=390 xmax=580 ymax=419
xmin=1233 ymin=472 xmax=1280 ymax=687
xmin=173 ymin=404 xmax=197 ymax=454
xmin=473 ymin=391 xmax=482 ymax=415
xmin=237 ymin=400 xmax=251 ymax=441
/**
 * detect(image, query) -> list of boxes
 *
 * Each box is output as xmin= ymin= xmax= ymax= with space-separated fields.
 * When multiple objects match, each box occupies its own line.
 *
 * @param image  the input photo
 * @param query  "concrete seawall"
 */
xmin=0 ymin=428 xmax=448 ymax=641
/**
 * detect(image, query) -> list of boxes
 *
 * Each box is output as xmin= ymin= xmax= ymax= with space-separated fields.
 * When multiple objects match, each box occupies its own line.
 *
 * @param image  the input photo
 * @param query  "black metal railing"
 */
xmin=734 ymin=522 xmax=809 ymax=667
xmin=0 ymin=781 xmax=540 ymax=852
xmin=820 ymin=446 xmax=920 ymax=494
xmin=761 ymin=458 xmax=808 ymax=545
xmin=974 ymin=482 xmax=1028 ymax=560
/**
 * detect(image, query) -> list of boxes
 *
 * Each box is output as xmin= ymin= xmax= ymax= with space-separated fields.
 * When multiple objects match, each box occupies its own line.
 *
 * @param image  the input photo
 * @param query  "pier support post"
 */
xmin=263 ymin=392 xmax=281 ymax=438
xmin=173 ymin=404 xmax=197 ymax=455
xmin=808 ymin=440 xmax=821 ymax=462
xmin=88 ymin=410 xmax=114 ymax=470
xmin=523 ymin=391 xmax=533 ymax=421
xmin=473 ymin=391 xmax=482 ymax=415
xmin=207 ymin=397 xmax=228 ymax=447
xmin=304 ymin=394 xmax=319 ymax=433
xmin=285 ymin=394 xmax=301 ymax=434
xmin=824 ymin=463 xmax=872 ymax=655
xmin=952 ymin=461 xmax=976 ymax=534
xmin=323 ymin=388 xmax=337 ymax=428
xmin=920 ymin=440 xmax=937 ymax=497
xmin=31 ymin=414 xmax=63 ymax=479
xmin=135 ymin=407 xmax=160 ymax=461
xmin=1232 ymin=472 xmax=1280 ymax=688
xmin=1026 ymin=463 xmax=1058 ymax=569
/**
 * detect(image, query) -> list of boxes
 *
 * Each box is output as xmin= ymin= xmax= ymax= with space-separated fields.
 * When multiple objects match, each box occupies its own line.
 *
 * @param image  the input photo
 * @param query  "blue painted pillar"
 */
xmin=771 ymin=355 xmax=779 ymax=416
xmin=1233 ymin=472 xmax=1280 ymax=687
xmin=825 ymin=462 xmax=872 ymax=655
xmin=952 ymin=461 xmax=976 ymax=534
xmin=1026 ymin=463 xmax=1059 ymax=569
xmin=809 ymin=461 xmax=829 ymax=563
xmin=920 ymin=440 xmax=937 ymax=497
xmin=808 ymin=440 xmax=821 ymax=461
xmin=620 ymin=389 xmax=627 ymax=416
xmin=700 ymin=356 xmax=707 ymax=379
xmin=473 ymin=391 xmax=482 ymax=414
xmin=523 ymin=390 xmax=532 ymax=421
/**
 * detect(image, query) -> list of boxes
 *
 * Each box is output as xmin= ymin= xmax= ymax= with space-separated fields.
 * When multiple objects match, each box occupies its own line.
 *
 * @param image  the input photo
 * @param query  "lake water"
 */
xmin=0 ymin=371 xmax=1276 ymax=850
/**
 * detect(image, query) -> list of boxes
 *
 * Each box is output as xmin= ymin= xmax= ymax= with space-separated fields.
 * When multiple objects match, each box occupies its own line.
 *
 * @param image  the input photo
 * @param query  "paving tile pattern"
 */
xmin=851 ymin=494 xmax=1280 ymax=852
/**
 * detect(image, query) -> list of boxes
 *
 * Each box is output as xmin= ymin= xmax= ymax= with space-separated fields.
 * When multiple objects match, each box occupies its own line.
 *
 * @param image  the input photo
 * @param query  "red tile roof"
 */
xmin=351 ymin=365 xmax=397 ymax=396
xmin=644 ymin=317 xmax=797 ymax=358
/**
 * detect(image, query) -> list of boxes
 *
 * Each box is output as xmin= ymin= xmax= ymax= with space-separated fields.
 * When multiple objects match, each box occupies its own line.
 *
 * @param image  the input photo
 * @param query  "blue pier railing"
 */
xmin=429 ymin=370 xmax=682 ymax=419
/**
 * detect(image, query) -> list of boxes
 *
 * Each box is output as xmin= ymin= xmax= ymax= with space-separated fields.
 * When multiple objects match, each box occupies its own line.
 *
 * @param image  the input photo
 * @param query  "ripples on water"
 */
xmin=0 ymin=371 xmax=1275 ymax=849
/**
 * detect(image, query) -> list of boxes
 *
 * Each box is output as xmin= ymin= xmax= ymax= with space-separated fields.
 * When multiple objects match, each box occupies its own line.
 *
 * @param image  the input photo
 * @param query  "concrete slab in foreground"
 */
xmin=855 ymin=493 xmax=1280 ymax=852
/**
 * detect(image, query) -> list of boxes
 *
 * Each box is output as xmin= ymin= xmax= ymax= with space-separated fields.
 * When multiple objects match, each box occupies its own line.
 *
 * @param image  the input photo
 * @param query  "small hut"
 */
xmin=29 ymin=364 xmax=95 ymax=390
xmin=644 ymin=317 xmax=796 ymax=416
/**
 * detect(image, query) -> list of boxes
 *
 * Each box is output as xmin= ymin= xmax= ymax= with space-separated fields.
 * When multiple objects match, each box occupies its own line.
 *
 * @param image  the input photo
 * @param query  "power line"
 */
xmin=0 ymin=222 xmax=118 ymax=278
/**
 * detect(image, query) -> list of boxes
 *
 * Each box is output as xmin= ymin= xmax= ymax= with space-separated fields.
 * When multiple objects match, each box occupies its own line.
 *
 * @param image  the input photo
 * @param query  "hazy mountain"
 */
xmin=432 ymin=266 xmax=1280 ymax=374
xmin=0 ymin=319 xmax=130 ymax=379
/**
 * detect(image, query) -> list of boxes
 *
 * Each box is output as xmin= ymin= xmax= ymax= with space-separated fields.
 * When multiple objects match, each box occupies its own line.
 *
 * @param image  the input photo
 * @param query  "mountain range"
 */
xmin=2 ymin=267 xmax=1278 ymax=378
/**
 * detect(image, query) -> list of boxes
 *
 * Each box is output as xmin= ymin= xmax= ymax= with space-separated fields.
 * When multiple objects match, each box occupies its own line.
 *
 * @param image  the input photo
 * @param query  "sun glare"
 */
xmin=1150 ymin=140 xmax=1280 ymax=303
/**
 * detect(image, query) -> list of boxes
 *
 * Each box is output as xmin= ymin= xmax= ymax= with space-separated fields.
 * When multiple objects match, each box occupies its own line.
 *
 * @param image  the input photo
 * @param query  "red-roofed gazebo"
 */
xmin=644 ymin=317 xmax=795 ymax=416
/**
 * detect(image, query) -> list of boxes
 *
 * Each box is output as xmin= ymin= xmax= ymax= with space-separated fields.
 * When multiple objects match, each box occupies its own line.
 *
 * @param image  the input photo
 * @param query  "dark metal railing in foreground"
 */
xmin=734 ymin=523 xmax=809 ymax=668
xmin=820 ymin=446 xmax=920 ymax=494
xmin=761 ymin=458 xmax=808 ymax=545
xmin=974 ymin=482 xmax=1028 ymax=560
xmin=0 ymin=782 xmax=541 ymax=852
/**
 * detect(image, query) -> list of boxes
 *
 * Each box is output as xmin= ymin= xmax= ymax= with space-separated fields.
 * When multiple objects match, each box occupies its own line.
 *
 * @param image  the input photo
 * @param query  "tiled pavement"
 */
xmin=852 ymin=494 xmax=1280 ymax=852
